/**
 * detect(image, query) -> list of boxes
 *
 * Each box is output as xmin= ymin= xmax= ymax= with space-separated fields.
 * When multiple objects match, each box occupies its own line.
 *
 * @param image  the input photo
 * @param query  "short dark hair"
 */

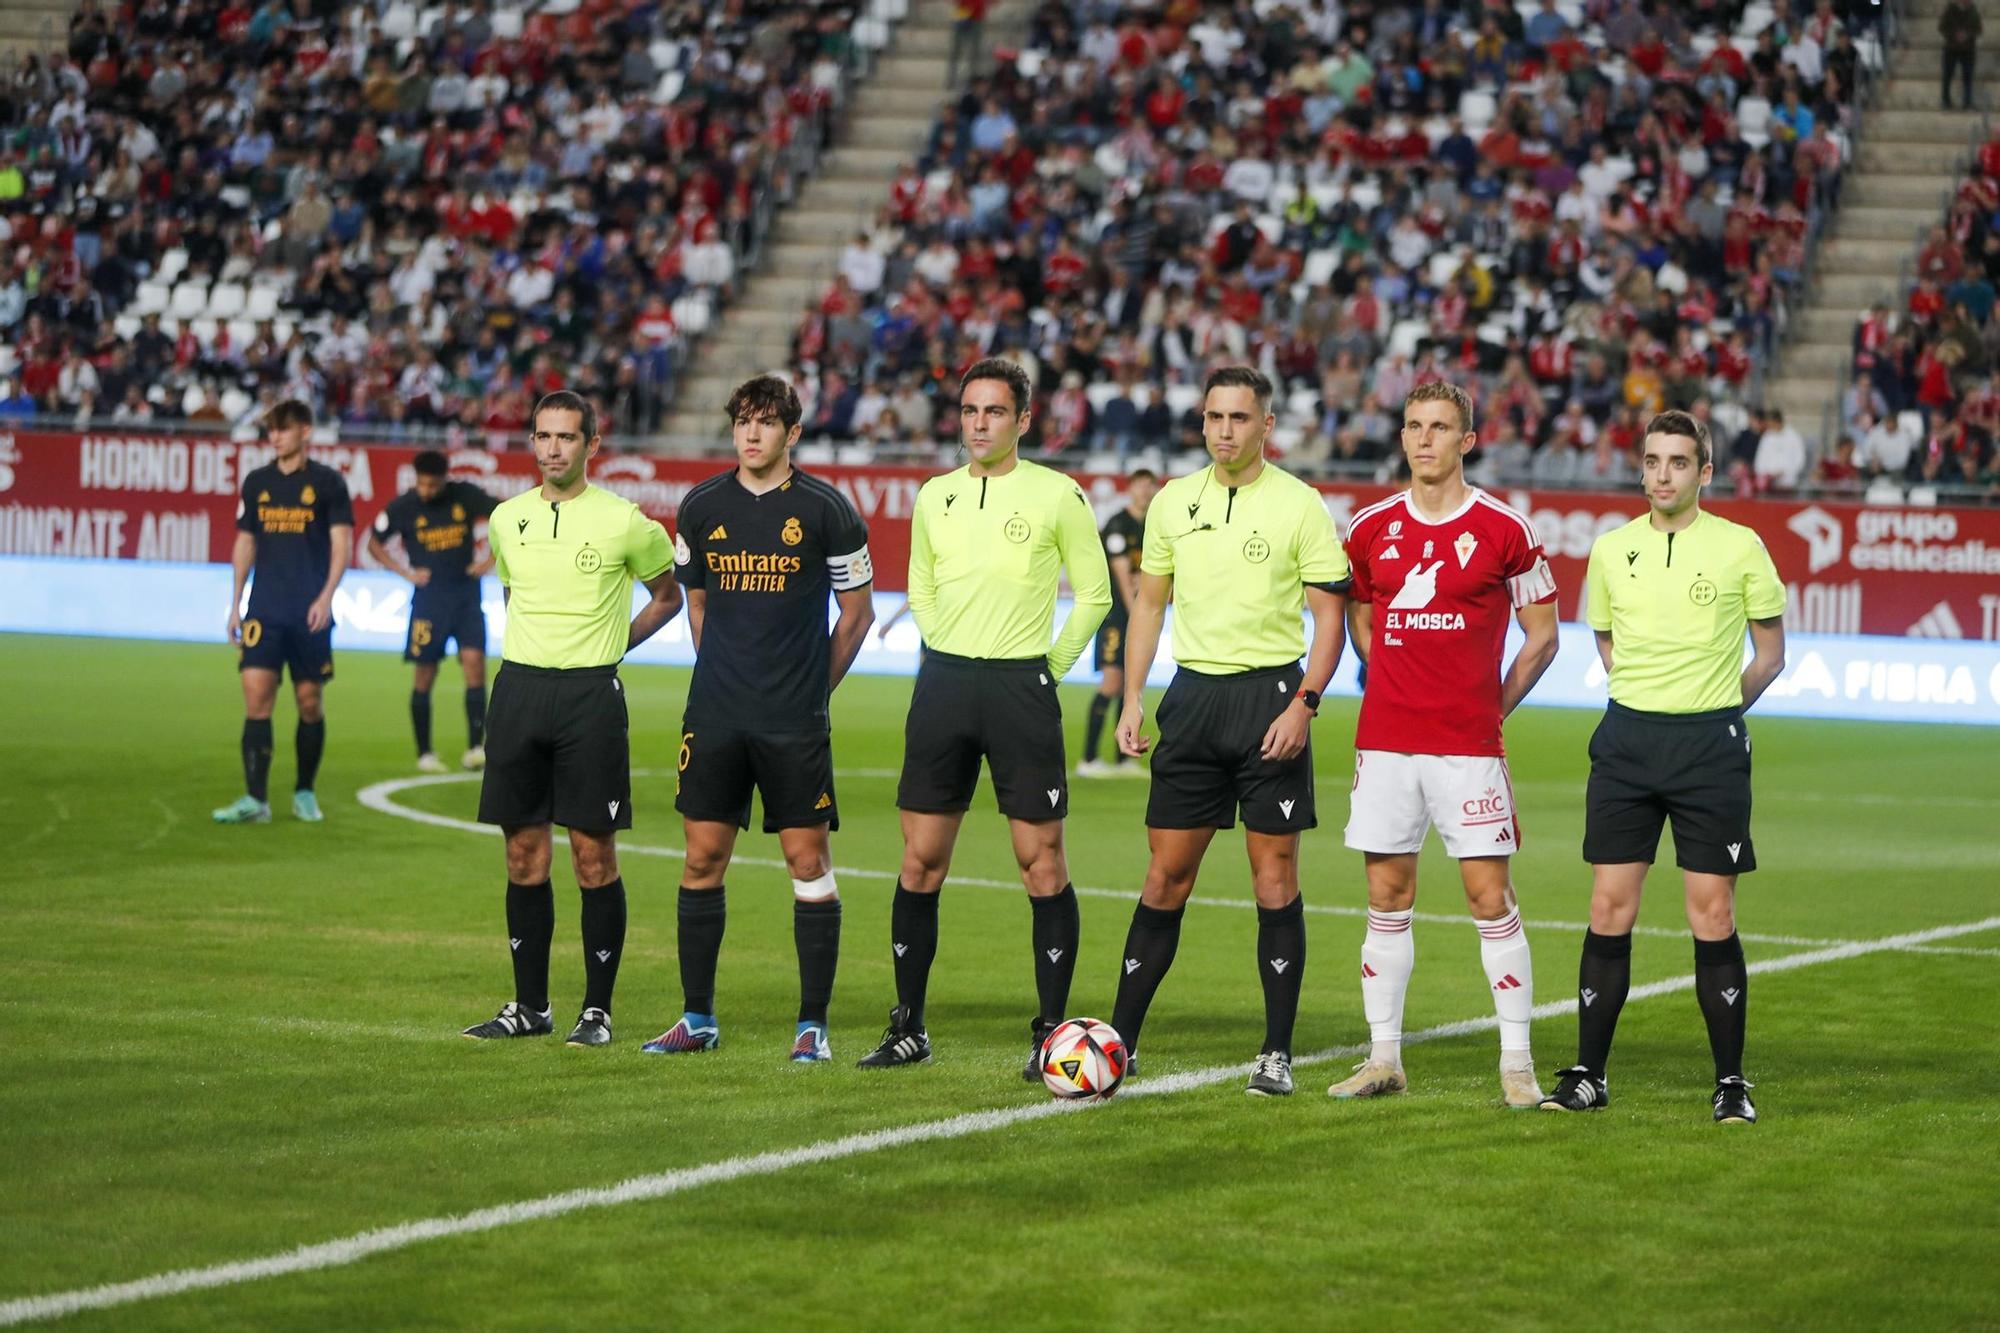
xmin=265 ymin=398 xmax=313 ymax=430
xmin=532 ymin=390 xmax=596 ymax=443
xmin=1127 ymin=467 xmax=1159 ymax=485
xmin=1202 ymin=365 xmax=1274 ymax=409
xmin=413 ymin=449 xmax=448 ymax=477
xmin=959 ymin=357 xmax=1032 ymax=414
xmin=724 ymin=374 xmax=802 ymax=429
xmin=1645 ymin=409 xmax=1712 ymax=468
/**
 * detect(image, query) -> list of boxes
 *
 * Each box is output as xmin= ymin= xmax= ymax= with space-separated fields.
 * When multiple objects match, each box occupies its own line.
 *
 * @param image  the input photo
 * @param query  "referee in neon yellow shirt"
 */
xmin=856 ymin=358 xmax=1113 ymax=1075
xmin=1541 ymin=410 xmax=1786 ymax=1124
xmin=1110 ymin=366 xmax=1352 ymax=1096
xmin=461 ymin=391 xmax=683 ymax=1049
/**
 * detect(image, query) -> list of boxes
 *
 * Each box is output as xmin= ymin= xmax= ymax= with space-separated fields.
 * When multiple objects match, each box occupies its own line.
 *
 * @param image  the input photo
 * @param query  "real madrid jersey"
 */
xmin=673 ymin=467 xmax=871 ymax=730
xmin=237 ymin=458 xmax=354 ymax=622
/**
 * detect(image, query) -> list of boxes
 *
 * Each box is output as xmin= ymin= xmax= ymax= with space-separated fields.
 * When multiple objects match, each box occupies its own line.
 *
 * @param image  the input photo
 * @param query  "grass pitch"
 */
xmin=1 ymin=634 xmax=1996 ymax=1329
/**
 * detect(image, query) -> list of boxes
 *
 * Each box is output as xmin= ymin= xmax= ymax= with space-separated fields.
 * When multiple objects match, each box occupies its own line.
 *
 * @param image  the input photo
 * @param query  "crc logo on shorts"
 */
xmin=1242 ymin=535 xmax=1271 ymax=564
xmin=781 ymin=517 xmax=803 ymax=546
xmin=1462 ymin=786 xmax=1508 ymax=817
xmin=1003 ymin=516 xmax=1031 ymax=543
xmin=575 ymin=546 xmax=603 ymax=573
xmin=1688 ymin=577 xmax=1718 ymax=606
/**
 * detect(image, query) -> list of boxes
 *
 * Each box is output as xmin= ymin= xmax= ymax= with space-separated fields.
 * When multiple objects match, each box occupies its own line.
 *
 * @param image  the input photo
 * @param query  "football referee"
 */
xmin=1110 ymin=366 xmax=1350 ymax=1096
xmin=1542 ymin=410 xmax=1785 ymax=1124
xmin=857 ymin=357 xmax=1113 ymax=1076
xmin=462 ymin=391 xmax=682 ymax=1048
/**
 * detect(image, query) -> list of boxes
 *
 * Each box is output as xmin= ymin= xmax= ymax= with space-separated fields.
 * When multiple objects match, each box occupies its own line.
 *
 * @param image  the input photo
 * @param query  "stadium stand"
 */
xmin=0 ymin=0 xmax=913 ymax=442
xmin=777 ymin=0 xmax=1905 ymax=484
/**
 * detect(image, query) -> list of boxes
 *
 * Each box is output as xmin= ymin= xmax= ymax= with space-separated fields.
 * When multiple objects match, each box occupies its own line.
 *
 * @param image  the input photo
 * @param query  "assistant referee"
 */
xmin=856 ymin=357 xmax=1112 ymax=1076
xmin=1541 ymin=409 xmax=1785 ymax=1124
xmin=1109 ymin=365 xmax=1350 ymax=1097
xmin=461 ymin=391 xmax=682 ymax=1049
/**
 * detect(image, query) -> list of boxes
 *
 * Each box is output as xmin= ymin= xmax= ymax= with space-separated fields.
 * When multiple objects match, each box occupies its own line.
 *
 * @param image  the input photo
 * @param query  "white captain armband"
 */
xmin=827 ymin=544 xmax=873 ymax=590
xmin=1507 ymin=557 xmax=1556 ymax=609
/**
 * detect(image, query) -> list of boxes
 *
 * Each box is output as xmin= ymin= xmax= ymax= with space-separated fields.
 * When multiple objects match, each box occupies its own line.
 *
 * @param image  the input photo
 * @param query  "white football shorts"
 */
xmin=1342 ymin=750 xmax=1522 ymax=858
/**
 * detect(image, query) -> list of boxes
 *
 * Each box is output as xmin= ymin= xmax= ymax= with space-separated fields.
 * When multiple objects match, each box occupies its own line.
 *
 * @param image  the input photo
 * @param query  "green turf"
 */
xmin=1 ymin=634 xmax=1995 ymax=1329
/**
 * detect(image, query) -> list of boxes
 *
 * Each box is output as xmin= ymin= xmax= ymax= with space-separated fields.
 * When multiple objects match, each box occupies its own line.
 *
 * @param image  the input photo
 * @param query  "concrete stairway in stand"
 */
xmin=1761 ymin=0 xmax=2000 ymax=445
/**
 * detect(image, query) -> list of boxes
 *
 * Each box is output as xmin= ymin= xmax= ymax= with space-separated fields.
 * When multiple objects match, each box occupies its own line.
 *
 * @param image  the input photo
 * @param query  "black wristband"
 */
xmin=1297 ymin=688 xmax=1322 ymax=714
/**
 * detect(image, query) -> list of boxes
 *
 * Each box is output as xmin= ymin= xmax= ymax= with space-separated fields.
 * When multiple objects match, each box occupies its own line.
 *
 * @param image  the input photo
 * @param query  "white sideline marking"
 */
xmin=7 ymin=912 xmax=1997 ymax=1327
xmin=354 ymin=774 xmax=1887 ymax=953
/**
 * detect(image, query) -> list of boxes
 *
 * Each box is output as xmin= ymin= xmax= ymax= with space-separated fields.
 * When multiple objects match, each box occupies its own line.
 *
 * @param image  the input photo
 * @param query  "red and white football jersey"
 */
xmin=1345 ymin=489 xmax=1557 ymax=757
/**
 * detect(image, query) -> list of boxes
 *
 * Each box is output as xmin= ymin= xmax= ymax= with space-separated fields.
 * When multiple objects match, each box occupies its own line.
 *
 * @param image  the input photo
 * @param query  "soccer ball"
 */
xmin=1039 ymin=1017 xmax=1128 ymax=1101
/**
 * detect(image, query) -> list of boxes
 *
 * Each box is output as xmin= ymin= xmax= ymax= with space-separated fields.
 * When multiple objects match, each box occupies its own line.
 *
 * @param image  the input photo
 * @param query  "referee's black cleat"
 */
xmin=1539 ymin=1066 xmax=1608 ymax=1112
xmin=462 ymin=1001 xmax=554 ymax=1040
xmin=566 ymin=1007 xmax=612 ymax=1048
xmin=1713 ymin=1076 xmax=1757 ymax=1125
xmin=856 ymin=1006 xmax=931 ymax=1068
xmin=1022 ymin=1019 xmax=1057 ymax=1083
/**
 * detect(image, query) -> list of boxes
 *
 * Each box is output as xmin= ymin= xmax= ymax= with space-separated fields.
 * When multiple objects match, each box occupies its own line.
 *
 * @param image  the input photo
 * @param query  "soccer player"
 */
xmin=461 ymin=391 xmax=682 ymax=1048
xmin=1110 ymin=366 xmax=1350 ymax=1096
xmin=641 ymin=376 xmax=875 ymax=1063
xmin=1077 ymin=468 xmax=1157 ymax=778
xmin=1328 ymin=382 xmax=1560 ymax=1109
xmin=1541 ymin=409 xmax=1785 ymax=1124
xmin=365 ymin=450 xmax=498 ymax=773
xmin=214 ymin=399 xmax=352 ymax=825
xmin=856 ymin=357 xmax=1113 ymax=1075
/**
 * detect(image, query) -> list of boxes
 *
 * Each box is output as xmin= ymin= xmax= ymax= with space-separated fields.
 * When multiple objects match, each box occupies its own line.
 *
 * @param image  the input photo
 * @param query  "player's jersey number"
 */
xmin=241 ymin=618 xmax=263 ymax=647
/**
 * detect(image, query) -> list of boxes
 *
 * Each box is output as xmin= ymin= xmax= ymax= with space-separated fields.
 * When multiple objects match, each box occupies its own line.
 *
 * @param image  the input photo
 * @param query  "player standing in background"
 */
xmin=1077 ymin=468 xmax=1157 ymax=778
xmin=1110 ymin=366 xmax=1349 ymax=1096
xmin=642 ymin=376 xmax=875 ymax=1063
xmin=1542 ymin=410 xmax=1786 ymax=1124
xmin=1328 ymin=382 xmax=1560 ymax=1108
xmin=366 ymin=450 xmax=497 ymax=773
xmin=214 ymin=399 xmax=352 ymax=825
xmin=856 ymin=358 xmax=1113 ymax=1077
xmin=462 ymin=391 xmax=682 ymax=1048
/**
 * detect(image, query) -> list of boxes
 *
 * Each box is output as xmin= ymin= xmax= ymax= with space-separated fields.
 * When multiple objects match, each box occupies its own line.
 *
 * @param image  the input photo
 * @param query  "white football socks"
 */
xmin=1361 ymin=908 xmax=1415 ymax=1067
xmin=1477 ymin=905 xmax=1535 ymax=1070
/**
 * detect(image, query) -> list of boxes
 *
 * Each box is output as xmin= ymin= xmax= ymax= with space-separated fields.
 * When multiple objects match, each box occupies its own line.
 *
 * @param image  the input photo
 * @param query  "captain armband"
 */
xmin=1506 ymin=557 xmax=1556 ymax=609
xmin=828 ymin=545 xmax=874 ymax=591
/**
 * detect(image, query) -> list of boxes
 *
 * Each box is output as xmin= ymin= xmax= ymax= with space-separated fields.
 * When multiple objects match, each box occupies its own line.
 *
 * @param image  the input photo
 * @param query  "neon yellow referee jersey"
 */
xmin=490 ymin=484 xmax=673 ymax=670
xmin=907 ymin=458 xmax=1112 ymax=678
xmin=1586 ymin=509 xmax=1785 ymax=713
xmin=1141 ymin=462 xmax=1349 ymax=674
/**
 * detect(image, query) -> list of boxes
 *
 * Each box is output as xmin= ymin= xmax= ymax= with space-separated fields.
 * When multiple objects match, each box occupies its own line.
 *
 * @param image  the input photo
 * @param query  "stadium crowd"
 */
xmin=786 ymin=0 xmax=1885 ymax=487
xmin=1831 ymin=121 xmax=2000 ymax=500
xmin=0 ymin=0 xmax=863 ymax=440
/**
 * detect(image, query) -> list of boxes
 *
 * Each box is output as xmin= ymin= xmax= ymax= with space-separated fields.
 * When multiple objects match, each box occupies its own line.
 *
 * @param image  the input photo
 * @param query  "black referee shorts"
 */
xmin=238 ymin=616 xmax=334 ymax=684
xmin=1092 ymin=614 xmax=1128 ymax=674
xmin=477 ymin=663 xmax=632 ymax=832
xmin=897 ymin=651 xmax=1067 ymax=820
xmin=1146 ymin=662 xmax=1315 ymax=834
xmin=404 ymin=584 xmax=486 ymax=663
xmin=1583 ymin=702 xmax=1755 ymax=875
xmin=675 ymin=722 xmax=839 ymax=833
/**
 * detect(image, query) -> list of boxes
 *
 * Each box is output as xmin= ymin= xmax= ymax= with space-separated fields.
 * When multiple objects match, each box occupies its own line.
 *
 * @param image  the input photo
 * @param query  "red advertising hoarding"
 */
xmin=1 ymin=429 xmax=1995 ymax=639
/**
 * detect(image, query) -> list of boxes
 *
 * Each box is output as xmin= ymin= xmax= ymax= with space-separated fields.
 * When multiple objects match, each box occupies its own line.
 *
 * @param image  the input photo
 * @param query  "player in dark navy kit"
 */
xmin=367 ymin=450 xmax=498 ymax=773
xmin=215 ymin=399 xmax=354 ymax=824
xmin=642 ymin=375 xmax=876 ymax=1063
xmin=1077 ymin=468 xmax=1156 ymax=778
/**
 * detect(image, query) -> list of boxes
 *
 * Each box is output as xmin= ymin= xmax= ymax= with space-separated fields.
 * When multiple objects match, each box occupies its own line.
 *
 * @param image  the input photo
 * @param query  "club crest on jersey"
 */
xmin=453 ymin=503 xmax=466 ymax=521
xmin=782 ymin=517 xmax=803 ymax=546
xmin=1242 ymin=535 xmax=1270 ymax=563
xmin=1004 ymin=516 xmax=1032 ymax=543
xmin=259 ymin=490 xmax=272 ymax=502
xmin=1454 ymin=531 xmax=1478 ymax=568
xmin=301 ymin=485 xmax=316 ymax=505
xmin=1422 ymin=539 xmax=1435 ymax=559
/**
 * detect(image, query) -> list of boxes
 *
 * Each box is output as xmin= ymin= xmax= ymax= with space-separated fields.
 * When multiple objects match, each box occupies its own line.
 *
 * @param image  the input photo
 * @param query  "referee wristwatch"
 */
xmin=1295 ymin=687 xmax=1322 ymax=715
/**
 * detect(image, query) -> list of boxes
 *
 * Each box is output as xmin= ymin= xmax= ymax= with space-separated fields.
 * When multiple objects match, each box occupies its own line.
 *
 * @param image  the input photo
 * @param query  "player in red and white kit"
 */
xmin=1328 ymin=382 xmax=1561 ymax=1109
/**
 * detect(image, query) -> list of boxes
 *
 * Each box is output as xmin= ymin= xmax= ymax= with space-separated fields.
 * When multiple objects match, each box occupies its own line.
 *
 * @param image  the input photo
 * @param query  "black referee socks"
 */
xmin=1083 ymin=694 xmax=1113 ymax=764
xmin=677 ymin=886 xmax=727 ymax=1016
xmin=794 ymin=898 xmax=841 ymax=1025
xmin=1112 ymin=901 xmax=1185 ymax=1056
xmin=890 ymin=884 xmax=940 ymax=1026
xmin=1030 ymin=885 xmax=1080 ymax=1027
xmin=1257 ymin=896 xmax=1307 ymax=1055
xmin=506 ymin=879 xmax=555 ymax=1013
xmin=1576 ymin=929 xmax=1633 ymax=1076
xmin=241 ymin=718 xmax=273 ymax=803
xmin=1694 ymin=932 xmax=1748 ymax=1081
xmin=580 ymin=878 xmax=627 ymax=1014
